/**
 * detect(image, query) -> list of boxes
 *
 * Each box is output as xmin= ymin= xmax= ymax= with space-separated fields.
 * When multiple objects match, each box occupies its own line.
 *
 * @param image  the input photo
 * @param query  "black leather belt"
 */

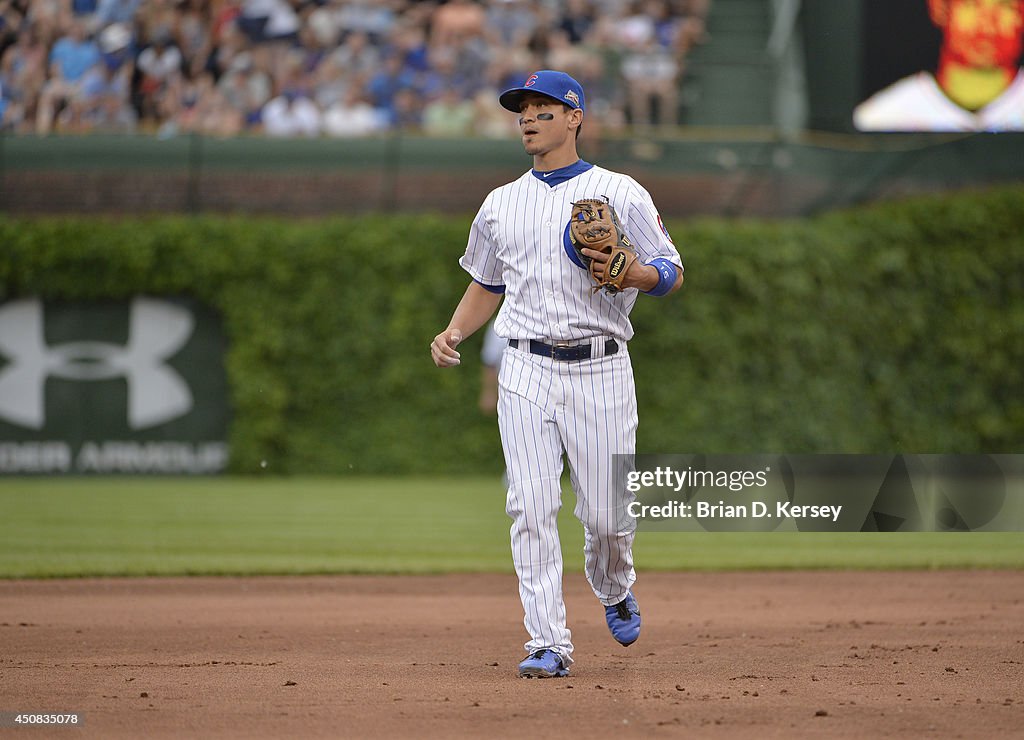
xmin=508 ymin=338 xmax=619 ymax=362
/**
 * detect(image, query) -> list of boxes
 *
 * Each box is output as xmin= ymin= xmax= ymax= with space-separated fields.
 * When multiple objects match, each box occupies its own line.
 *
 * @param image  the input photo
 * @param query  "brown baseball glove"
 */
xmin=567 ymin=198 xmax=638 ymax=294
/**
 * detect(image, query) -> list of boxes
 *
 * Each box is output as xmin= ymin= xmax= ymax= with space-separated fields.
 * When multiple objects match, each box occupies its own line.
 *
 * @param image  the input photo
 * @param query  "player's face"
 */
xmin=943 ymin=0 xmax=1024 ymax=68
xmin=517 ymin=94 xmax=577 ymax=155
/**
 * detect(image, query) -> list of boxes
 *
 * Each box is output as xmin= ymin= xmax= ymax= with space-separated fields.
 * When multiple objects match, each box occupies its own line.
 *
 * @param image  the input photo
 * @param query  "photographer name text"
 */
xmin=628 ymin=499 xmax=843 ymax=522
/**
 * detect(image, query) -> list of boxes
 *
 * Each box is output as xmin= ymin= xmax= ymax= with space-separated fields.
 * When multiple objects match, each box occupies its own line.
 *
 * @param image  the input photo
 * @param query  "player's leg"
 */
xmin=559 ymin=352 xmax=639 ymax=606
xmin=498 ymin=355 xmax=574 ymax=665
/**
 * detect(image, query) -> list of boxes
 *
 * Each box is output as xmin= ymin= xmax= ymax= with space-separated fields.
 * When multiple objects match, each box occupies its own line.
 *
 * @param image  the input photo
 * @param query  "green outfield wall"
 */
xmin=1 ymin=186 xmax=1022 ymax=474
xmin=2 ymin=133 xmax=1023 ymax=218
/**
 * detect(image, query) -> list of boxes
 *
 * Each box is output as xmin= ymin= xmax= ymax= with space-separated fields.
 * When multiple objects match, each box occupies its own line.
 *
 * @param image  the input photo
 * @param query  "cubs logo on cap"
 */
xmin=499 ymin=70 xmax=586 ymax=113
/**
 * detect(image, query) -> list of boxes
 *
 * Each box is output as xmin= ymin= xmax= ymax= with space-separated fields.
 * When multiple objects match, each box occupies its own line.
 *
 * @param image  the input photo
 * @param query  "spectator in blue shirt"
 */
xmin=366 ymin=53 xmax=416 ymax=126
xmin=36 ymin=19 xmax=100 ymax=134
xmin=50 ymin=20 xmax=100 ymax=82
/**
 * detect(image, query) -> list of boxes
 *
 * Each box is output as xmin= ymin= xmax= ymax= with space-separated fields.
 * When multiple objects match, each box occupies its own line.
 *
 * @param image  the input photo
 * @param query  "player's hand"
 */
xmin=580 ymin=248 xmax=657 ymax=291
xmin=431 ymin=328 xmax=463 ymax=368
xmin=580 ymin=247 xmax=609 ymax=279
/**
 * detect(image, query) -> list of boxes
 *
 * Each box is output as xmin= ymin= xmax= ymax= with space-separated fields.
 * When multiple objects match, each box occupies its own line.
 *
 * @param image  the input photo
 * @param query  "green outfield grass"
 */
xmin=0 ymin=477 xmax=1021 ymax=578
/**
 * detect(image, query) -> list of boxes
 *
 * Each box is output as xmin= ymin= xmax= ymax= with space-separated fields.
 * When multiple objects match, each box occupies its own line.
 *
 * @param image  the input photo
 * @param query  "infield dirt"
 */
xmin=1 ymin=571 xmax=1022 ymax=738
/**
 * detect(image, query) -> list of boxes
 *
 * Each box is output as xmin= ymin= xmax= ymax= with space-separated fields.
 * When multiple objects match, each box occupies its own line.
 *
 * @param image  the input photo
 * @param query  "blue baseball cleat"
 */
xmin=518 ymin=649 xmax=570 ymax=678
xmin=605 ymin=592 xmax=641 ymax=646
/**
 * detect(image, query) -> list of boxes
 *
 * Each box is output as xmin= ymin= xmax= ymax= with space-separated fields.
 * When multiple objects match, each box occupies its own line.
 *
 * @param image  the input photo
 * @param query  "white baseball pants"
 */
xmin=497 ymin=342 xmax=638 ymax=662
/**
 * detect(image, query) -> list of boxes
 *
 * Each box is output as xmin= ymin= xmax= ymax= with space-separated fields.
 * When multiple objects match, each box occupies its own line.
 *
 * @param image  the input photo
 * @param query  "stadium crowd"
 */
xmin=0 ymin=0 xmax=708 ymax=138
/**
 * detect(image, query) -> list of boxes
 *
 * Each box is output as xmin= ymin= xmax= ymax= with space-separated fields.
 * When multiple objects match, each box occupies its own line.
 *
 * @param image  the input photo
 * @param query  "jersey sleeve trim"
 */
xmin=473 ymin=279 xmax=506 ymax=294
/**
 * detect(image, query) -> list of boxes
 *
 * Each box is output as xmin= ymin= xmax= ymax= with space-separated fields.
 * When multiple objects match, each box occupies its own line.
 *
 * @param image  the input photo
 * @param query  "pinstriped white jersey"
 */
xmin=459 ymin=165 xmax=683 ymax=342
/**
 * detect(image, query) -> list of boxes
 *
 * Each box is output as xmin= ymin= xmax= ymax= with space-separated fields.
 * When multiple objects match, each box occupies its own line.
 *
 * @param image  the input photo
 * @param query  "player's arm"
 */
xmin=582 ymin=251 xmax=683 ymax=294
xmin=626 ymin=259 xmax=684 ymax=294
xmin=431 ymin=281 xmax=503 ymax=368
xmin=619 ymin=183 xmax=685 ymax=296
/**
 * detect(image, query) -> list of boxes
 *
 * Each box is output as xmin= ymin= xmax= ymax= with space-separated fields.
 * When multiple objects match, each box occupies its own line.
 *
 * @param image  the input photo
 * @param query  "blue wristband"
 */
xmin=642 ymin=258 xmax=677 ymax=297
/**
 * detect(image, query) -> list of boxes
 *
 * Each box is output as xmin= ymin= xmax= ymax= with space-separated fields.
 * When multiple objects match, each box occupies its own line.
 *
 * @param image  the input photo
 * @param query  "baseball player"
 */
xmin=430 ymin=70 xmax=683 ymax=679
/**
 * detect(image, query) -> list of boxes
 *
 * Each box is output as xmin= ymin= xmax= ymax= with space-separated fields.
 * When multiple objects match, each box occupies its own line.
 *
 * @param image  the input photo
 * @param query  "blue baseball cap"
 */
xmin=499 ymin=70 xmax=585 ymax=114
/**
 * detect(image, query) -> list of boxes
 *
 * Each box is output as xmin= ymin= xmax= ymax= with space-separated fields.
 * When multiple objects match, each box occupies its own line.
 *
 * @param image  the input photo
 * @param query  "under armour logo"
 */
xmin=0 ymin=297 xmax=194 ymax=430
